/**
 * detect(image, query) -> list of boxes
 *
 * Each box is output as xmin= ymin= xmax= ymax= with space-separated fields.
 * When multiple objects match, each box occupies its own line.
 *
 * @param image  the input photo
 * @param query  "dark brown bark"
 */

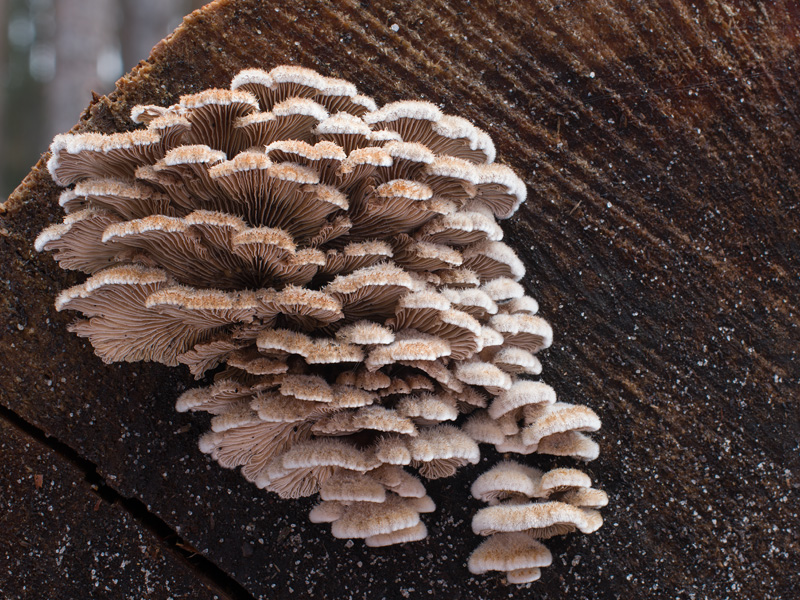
xmin=1 ymin=0 xmax=798 ymax=598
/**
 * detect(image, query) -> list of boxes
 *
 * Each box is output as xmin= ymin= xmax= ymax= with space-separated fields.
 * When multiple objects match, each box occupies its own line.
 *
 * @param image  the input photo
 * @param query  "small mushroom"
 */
xmin=470 ymin=461 xmax=543 ymax=504
xmin=407 ymin=424 xmax=480 ymax=479
xmin=472 ymin=501 xmax=603 ymax=539
xmin=468 ymin=532 xmax=552 ymax=576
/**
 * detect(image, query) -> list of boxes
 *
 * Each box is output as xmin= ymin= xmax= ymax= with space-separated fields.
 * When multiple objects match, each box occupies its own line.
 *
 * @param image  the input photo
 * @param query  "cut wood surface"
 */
xmin=0 ymin=418 xmax=224 ymax=599
xmin=1 ymin=0 xmax=797 ymax=598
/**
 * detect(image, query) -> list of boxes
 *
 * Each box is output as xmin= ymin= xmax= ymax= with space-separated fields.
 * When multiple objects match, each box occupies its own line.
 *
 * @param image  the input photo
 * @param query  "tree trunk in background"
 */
xmin=0 ymin=4 xmax=7 ymax=197
xmin=48 ymin=0 xmax=116 ymax=135
xmin=119 ymin=0 xmax=188 ymax=73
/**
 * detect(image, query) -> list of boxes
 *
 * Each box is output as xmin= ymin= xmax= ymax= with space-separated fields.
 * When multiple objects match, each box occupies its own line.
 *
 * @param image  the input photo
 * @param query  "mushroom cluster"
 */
xmin=36 ymin=65 xmax=603 ymax=576
xmin=469 ymin=461 xmax=608 ymax=583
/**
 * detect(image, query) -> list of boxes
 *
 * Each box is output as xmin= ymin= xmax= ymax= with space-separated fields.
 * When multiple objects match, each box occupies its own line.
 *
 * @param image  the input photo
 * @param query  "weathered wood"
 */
xmin=1 ymin=0 xmax=798 ymax=598
xmin=0 ymin=418 xmax=221 ymax=599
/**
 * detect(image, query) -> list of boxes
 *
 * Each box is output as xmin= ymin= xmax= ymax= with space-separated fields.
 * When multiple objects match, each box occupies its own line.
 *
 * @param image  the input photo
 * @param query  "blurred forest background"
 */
xmin=1 ymin=0 xmax=207 ymax=201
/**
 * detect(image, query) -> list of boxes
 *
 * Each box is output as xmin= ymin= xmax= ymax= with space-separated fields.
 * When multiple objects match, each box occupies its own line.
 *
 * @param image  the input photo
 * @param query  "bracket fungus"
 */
xmin=36 ymin=64 xmax=605 ymax=583
xmin=469 ymin=460 xmax=607 ymax=584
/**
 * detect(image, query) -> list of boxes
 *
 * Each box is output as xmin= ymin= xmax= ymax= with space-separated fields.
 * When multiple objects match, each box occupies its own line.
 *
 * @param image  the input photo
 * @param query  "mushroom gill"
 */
xmin=36 ymin=65 xmax=604 ymax=581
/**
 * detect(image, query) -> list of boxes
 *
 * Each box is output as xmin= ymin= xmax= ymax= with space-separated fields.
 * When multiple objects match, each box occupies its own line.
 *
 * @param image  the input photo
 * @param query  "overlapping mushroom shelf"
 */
xmin=469 ymin=461 xmax=608 ymax=583
xmin=37 ymin=65 xmax=604 ymax=573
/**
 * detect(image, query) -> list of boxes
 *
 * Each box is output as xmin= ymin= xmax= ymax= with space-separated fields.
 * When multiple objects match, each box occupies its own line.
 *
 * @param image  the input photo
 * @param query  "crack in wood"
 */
xmin=0 ymin=403 xmax=256 ymax=600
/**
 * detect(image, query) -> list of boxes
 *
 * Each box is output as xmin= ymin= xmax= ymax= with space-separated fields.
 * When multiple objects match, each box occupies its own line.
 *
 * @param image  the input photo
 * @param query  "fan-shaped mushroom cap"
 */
xmin=48 ymin=130 xmax=166 ymax=185
xmin=336 ymin=368 xmax=392 ymax=391
xmin=539 ymin=468 xmax=592 ymax=495
xmin=467 ymin=532 xmax=552 ymax=574
xmin=56 ymin=266 xmax=257 ymax=366
xmin=319 ymin=470 xmax=387 ymax=503
xmin=335 ymin=321 xmax=396 ymax=345
xmin=420 ymin=156 xmax=477 ymax=201
xmin=521 ymin=403 xmax=602 ymax=447
xmin=455 ymin=361 xmax=512 ymax=393
xmin=436 ymin=267 xmax=481 ymax=289
xmin=200 ymin=419 xmax=313 ymax=484
xmin=463 ymin=242 xmax=525 ymax=283
xmin=558 ymin=487 xmax=609 ymax=509
xmin=337 ymin=147 xmax=393 ymax=191
xmin=407 ymin=425 xmax=480 ymax=478
xmin=369 ymin=465 xmax=426 ymax=498
xmin=402 ymin=373 xmax=436 ymax=392
xmin=373 ymin=435 xmax=412 ymax=466
xmin=395 ymin=393 xmax=459 ymax=425
xmin=279 ymin=374 xmax=334 ymax=402
xmin=232 ymin=66 xmax=345 ymax=110
xmin=488 ymin=381 xmax=557 ymax=420
xmin=506 ymin=568 xmax=542 ymax=584
xmin=489 ymin=313 xmax=553 ymax=353
xmin=463 ymin=411 xmax=507 ymax=445
xmin=257 ymin=286 xmax=343 ymax=326
xmin=251 ymin=393 xmax=327 ymax=423
xmin=473 ymin=502 xmax=604 ymax=539
xmin=399 ymin=359 xmax=463 ymax=394
xmin=308 ymin=500 xmax=346 ymax=523
xmin=146 ymin=112 xmax=191 ymax=151
xmin=280 ymin=439 xmax=377 ymax=472
xmin=457 ymin=386 xmax=488 ymax=410
xmin=257 ymin=328 xmax=364 ymax=364
xmin=492 ymin=347 xmax=542 ymax=376
xmin=365 ymin=330 xmax=451 ymax=371
xmin=326 ymin=262 xmax=423 ymax=320
xmin=315 ymin=113 xmax=372 ymax=153
xmin=210 ymin=405 xmax=260 ymax=432
xmin=316 ymin=112 xmax=372 ymax=136
xmin=330 ymin=384 xmax=377 ymax=409
xmin=536 ymin=431 xmax=600 ymax=462
xmin=312 ymin=405 xmax=417 ymax=437
xmin=474 ymin=163 xmax=527 ymax=219
xmin=417 ymin=209 xmax=503 ymax=247
xmin=372 ymin=100 xmax=442 ymax=123
xmin=501 ymin=295 xmax=540 ymax=315
xmin=178 ymin=88 xmax=261 ymax=155
xmin=471 ymin=461 xmax=543 ymax=504
xmin=226 ymin=351 xmax=289 ymax=376
xmin=175 ymin=378 xmax=254 ymax=414
xmin=392 ymin=237 xmax=463 ymax=272
xmin=130 ymin=104 xmax=170 ymax=124
xmin=364 ymin=129 xmax=402 ymax=145
xmin=35 ymin=208 xmax=121 ymax=273
xmin=365 ymin=522 xmax=428 ymax=547
xmin=322 ymin=243 xmax=392 ymax=277
xmin=58 ymin=178 xmax=172 ymax=220
xmin=476 ymin=325 xmax=504 ymax=353
xmin=406 ymin=495 xmax=436 ymax=514
xmin=439 ymin=287 xmax=498 ymax=319
xmin=480 ymin=277 xmax=525 ymax=302
xmin=376 ymin=141 xmax=435 ymax=180
xmin=495 ymin=413 xmax=521 ymax=436
xmin=330 ymin=495 xmax=422 ymax=539
xmin=430 ymin=114 xmax=496 ymax=164
xmin=391 ymin=289 xmax=451 ymax=328
xmin=494 ymin=433 xmax=538 ymax=456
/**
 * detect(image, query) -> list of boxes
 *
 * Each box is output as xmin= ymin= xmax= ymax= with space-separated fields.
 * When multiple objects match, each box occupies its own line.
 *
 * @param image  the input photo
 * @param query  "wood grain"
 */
xmin=1 ymin=0 xmax=797 ymax=597
xmin=0 ymin=418 xmax=224 ymax=599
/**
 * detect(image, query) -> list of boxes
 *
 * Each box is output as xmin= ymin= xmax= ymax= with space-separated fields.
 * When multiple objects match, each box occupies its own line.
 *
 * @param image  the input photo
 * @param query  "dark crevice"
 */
xmin=0 ymin=403 xmax=256 ymax=600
